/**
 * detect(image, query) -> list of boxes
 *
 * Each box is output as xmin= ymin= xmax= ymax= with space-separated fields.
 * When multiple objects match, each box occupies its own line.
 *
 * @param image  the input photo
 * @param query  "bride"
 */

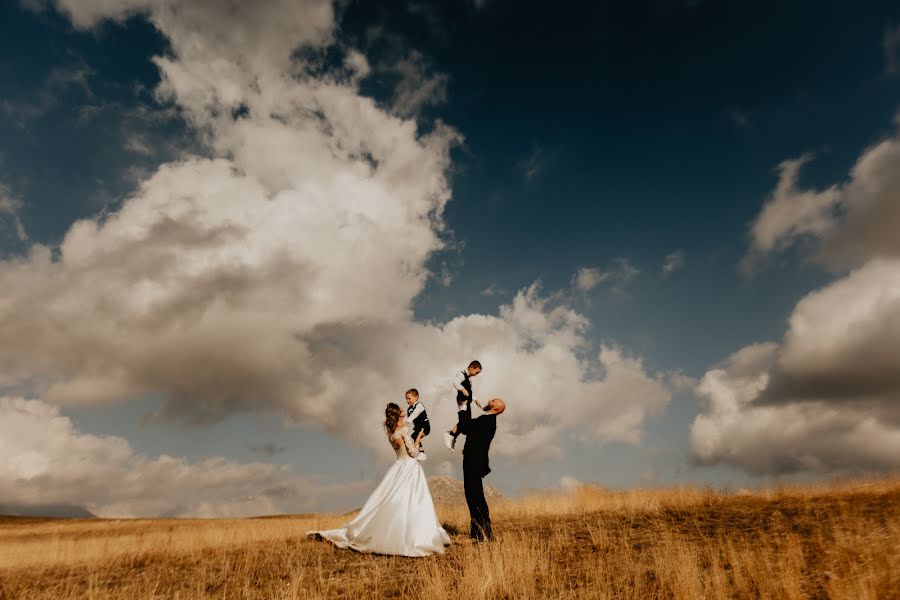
xmin=308 ymin=403 xmax=451 ymax=557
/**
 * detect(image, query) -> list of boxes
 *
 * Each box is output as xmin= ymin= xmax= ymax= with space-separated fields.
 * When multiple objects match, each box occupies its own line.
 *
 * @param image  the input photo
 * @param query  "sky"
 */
xmin=2 ymin=0 xmax=900 ymax=517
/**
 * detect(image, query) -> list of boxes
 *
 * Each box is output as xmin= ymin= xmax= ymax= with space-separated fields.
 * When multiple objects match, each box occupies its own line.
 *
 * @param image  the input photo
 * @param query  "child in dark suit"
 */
xmin=443 ymin=360 xmax=484 ymax=451
xmin=405 ymin=388 xmax=430 ymax=462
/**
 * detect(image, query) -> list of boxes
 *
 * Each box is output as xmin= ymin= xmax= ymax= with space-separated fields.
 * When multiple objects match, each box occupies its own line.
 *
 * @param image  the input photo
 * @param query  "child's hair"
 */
xmin=405 ymin=388 xmax=419 ymax=398
xmin=385 ymin=402 xmax=403 ymax=434
xmin=468 ymin=360 xmax=482 ymax=370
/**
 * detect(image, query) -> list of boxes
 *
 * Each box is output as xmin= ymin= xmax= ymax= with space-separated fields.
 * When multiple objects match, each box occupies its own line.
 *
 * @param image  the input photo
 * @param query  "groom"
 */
xmin=456 ymin=397 xmax=506 ymax=541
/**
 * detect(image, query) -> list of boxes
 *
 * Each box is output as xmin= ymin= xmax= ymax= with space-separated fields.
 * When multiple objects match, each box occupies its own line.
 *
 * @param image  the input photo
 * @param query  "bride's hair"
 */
xmin=384 ymin=402 xmax=403 ymax=434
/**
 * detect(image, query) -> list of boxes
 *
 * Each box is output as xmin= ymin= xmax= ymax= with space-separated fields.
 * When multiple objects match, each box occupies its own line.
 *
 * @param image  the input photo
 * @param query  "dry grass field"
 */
xmin=1 ymin=477 xmax=898 ymax=599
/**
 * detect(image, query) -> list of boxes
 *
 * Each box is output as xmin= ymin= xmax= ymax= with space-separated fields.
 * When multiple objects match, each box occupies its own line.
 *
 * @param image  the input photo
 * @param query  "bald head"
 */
xmin=486 ymin=398 xmax=506 ymax=415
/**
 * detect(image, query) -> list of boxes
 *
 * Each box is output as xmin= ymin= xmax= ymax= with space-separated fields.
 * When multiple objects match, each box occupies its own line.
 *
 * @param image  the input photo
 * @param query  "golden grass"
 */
xmin=1 ymin=476 xmax=898 ymax=599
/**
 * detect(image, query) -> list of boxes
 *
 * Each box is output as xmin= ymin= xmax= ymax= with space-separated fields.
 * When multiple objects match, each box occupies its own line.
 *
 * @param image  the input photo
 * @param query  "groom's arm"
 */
xmin=456 ymin=410 xmax=486 ymax=436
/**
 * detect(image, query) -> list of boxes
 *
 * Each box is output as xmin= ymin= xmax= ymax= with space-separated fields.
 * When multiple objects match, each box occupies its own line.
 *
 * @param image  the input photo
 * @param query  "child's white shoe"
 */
xmin=416 ymin=451 xmax=427 ymax=462
xmin=443 ymin=431 xmax=455 ymax=452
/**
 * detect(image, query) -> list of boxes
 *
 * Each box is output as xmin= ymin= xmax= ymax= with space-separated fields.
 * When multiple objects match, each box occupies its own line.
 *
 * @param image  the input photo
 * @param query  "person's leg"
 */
xmin=478 ymin=494 xmax=492 ymax=540
xmin=473 ymin=482 xmax=491 ymax=540
xmin=452 ymin=401 xmax=471 ymax=438
xmin=463 ymin=467 xmax=484 ymax=540
xmin=464 ymin=469 xmax=490 ymax=540
xmin=445 ymin=402 xmax=470 ymax=450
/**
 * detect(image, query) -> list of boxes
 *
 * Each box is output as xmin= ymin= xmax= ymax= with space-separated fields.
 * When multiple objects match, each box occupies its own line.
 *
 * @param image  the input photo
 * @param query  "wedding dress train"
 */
xmin=309 ymin=427 xmax=451 ymax=557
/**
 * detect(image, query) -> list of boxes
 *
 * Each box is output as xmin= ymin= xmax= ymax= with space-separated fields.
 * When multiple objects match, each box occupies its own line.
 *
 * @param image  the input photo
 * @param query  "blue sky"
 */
xmin=2 ymin=0 xmax=900 ymax=517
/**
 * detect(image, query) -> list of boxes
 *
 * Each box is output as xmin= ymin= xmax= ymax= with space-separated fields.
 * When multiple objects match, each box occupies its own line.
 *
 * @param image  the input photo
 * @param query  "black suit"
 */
xmin=458 ymin=407 xmax=496 ymax=540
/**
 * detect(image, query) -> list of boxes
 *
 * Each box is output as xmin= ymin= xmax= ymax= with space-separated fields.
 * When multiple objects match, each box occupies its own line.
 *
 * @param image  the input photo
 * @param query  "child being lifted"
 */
xmin=405 ymin=388 xmax=430 ymax=462
xmin=443 ymin=360 xmax=484 ymax=452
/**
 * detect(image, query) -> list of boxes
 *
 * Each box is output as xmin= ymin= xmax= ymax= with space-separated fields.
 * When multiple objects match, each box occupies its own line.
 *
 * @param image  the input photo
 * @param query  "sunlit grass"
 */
xmin=1 ymin=475 xmax=898 ymax=598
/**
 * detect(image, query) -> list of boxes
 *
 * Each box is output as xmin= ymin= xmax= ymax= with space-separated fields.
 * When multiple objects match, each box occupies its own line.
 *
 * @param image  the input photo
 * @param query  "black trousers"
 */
xmin=463 ymin=466 xmax=492 ymax=540
xmin=452 ymin=402 xmax=471 ymax=439
xmin=411 ymin=426 xmax=425 ymax=452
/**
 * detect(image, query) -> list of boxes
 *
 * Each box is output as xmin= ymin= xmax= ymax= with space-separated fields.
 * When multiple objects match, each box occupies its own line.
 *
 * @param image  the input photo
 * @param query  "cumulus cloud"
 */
xmin=692 ymin=258 xmax=900 ymax=475
xmin=743 ymin=154 xmax=841 ymax=267
xmin=766 ymin=258 xmax=900 ymax=405
xmin=690 ymin=337 xmax=900 ymax=475
xmin=698 ymin=112 xmax=900 ymax=476
xmin=1 ymin=0 xmax=455 ymax=429
xmin=816 ymin=134 xmax=900 ymax=268
xmin=0 ymin=397 xmax=370 ymax=517
xmin=745 ymin=128 xmax=900 ymax=271
xmin=0 ymin=0 xmax=673 ymax=513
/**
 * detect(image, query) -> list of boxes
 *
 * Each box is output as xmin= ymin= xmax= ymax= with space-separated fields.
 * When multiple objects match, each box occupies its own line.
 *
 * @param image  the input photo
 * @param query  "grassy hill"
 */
xmin=426 ymin=475 xmax=504 ymax=506
xmin=1 ymin=477 xmax=897 ymax=599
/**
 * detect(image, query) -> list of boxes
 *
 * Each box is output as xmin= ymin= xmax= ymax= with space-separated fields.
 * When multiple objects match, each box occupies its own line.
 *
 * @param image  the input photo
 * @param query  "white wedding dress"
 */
xmin=310 ymin=426 xmax=451 ymax=557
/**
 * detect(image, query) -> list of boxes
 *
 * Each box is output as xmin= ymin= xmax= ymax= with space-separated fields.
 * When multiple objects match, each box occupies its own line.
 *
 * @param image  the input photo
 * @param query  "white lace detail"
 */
xmin=390 ymin=428 xmax=419 ymax=459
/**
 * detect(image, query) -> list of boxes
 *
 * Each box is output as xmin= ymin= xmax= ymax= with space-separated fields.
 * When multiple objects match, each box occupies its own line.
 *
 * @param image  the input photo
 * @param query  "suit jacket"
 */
xmin=458 ymin=410 xmax=496 ymax=478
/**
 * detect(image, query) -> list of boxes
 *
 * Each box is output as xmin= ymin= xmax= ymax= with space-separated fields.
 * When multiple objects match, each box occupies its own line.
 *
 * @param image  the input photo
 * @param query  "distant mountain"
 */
xmin=427 ymin=476 xmax=504 ymax=505
xmin=0 ymin=504 xmax=96 ymax=519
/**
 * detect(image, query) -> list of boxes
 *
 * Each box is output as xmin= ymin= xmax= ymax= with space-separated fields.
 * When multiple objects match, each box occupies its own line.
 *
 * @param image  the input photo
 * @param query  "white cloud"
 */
xmin=480 ymin=282 xmax=504 ymax=297
xmin=0 ymin=1 xmax=675 ymax=519
xmin=661 ymin=249 xmax=685 ymax=275
xmin=1 ymin=0 xmax=456 ymax=431
xmin=572 ymin=258 xmax=639 ymax=294
xmin=744 ymin=154 xmax=841 ymax=264
xmin=701 ymin=111 xmax=900 ymax=476
xmin=691 ymin=259 xmax=900 ymax=475
xmin=343 ymin=49 xmax=371 ymax=82
xmin=745 ymin=128 xmax=900 ymax=271
xmin=386 ymin=50 xmax=448 ymax=118
xmin=558 ymin=475 xmax=583 ymax=491
xmin=690 ymin=340 xmax=900 ymax=476
xmin=124 ymin=133 xmax=153 ymax=155
xmin=817 ymin=134 xmax=900 ymax=268
xmin=0 ymin=396 xmax=370 ymax=517
xmin=774 ymin=258 xmax=900 ymax=402
xmin=612 ymin=258 xmax=640 ymax=286
xmin=573 ymin=266 xmax=610 ymax=292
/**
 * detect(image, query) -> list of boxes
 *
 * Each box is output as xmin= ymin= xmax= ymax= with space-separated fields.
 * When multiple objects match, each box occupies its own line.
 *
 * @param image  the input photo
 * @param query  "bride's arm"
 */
xmin=399 ymin=429 xmax=419 ymax=458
